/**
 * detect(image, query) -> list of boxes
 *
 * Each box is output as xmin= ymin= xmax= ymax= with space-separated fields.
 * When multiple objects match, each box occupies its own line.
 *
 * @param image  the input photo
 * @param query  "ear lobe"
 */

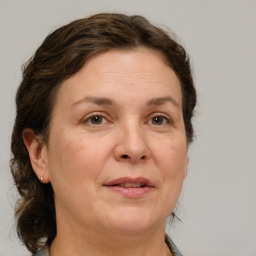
xmin=22 ymin=129 xmax=50 ymax=183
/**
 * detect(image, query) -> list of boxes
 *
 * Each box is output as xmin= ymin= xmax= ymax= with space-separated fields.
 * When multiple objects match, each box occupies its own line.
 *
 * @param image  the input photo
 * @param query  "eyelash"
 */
xmin=82 ymin=112 xmax=173 ymax=126
xmin=148 ymin=113 xmax=172 ymax=126
xmin=83 ymin=112 xmax=108 ymax=125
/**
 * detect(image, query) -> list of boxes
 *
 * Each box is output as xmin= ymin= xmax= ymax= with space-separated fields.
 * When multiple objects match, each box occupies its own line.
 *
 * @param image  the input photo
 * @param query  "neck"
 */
xmin=50 ymin=224 xmax=172 ymax=256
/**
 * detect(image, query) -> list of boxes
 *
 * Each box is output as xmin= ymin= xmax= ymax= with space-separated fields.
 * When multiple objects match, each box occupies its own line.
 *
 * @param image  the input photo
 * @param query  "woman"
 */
xmin=11 ymin=13 xmax=196 ymax=256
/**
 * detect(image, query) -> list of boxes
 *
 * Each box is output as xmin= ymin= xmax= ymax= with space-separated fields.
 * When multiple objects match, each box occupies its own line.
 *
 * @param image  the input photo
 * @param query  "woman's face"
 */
xmin=42 ymin=48 xmax=188 ymax=236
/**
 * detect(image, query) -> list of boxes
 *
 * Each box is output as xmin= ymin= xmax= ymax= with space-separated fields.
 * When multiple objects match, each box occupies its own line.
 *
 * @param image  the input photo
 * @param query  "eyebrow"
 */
xmin=146 ymin=96 xmax=179 ymax=108
xmin=72 ymin=96 xmax=179 ymax=108
xmin=71 ymin=96 xmax=116 ymax=107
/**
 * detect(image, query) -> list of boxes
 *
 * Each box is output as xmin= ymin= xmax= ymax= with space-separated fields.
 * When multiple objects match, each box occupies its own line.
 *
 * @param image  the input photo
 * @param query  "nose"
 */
xmin=113 ymin=121 xmax=150 ymax=164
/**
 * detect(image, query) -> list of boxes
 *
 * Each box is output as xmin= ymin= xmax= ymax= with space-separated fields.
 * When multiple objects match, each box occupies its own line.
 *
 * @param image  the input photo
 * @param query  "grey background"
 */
xmin=0 ymin=0 xmax=255 ymax=255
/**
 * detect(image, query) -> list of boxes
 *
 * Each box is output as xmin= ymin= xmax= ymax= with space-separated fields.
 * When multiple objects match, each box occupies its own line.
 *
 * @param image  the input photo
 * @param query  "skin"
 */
xmin=23 ymin=47 xmax=188 ymax=256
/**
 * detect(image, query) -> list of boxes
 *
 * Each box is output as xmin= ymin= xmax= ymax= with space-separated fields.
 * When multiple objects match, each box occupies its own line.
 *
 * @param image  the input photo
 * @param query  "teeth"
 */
xmin=119 ymin=182 xmax=143 ymax=188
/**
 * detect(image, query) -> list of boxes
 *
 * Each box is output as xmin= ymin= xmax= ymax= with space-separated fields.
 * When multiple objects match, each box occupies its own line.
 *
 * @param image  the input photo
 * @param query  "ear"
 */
xmin=184 ymin=157 xmax=189 ymax=180
xmin=22 ymin=128 xmax=50 ymax=183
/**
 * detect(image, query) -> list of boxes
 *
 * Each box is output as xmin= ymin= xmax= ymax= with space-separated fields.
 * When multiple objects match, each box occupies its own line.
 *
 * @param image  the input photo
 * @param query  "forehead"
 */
xmin=55 ymin=47 xmax=182 ymax=108
xmin=82 ymin=47 xmax=175 ymax=80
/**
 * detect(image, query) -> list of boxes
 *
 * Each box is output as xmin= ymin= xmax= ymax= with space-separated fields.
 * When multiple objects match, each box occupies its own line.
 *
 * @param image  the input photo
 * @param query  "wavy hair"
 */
xmin=10 ymin=13 xmax=197 ymax=253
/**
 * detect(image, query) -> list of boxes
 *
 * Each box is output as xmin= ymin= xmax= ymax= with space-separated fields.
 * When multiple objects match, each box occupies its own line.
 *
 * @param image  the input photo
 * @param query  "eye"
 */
xmin=149 ymin=114 xmax=171 ymax=126
xmin=83 ymin=114 xmax=107 ymax=125
xmin=90 ymin=116 xmax=104 ymax=124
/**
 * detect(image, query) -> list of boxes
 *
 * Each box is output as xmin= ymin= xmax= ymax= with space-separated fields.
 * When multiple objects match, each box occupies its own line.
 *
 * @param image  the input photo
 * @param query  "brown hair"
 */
xmin=10 ymin=13 xmax=196 ymax=253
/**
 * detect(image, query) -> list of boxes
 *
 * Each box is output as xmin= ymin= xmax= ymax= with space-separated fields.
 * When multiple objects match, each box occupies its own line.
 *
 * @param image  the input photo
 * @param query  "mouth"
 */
xmin=115 ymin=182 xmax=148 ymax=188
xmin=103 ymin=177 xmax=154 ymax=198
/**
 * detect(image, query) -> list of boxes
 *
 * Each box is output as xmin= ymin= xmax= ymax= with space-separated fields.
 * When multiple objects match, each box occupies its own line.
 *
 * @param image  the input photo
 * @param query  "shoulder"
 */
xmin=165 ymin=234 xmax=183 ymax=256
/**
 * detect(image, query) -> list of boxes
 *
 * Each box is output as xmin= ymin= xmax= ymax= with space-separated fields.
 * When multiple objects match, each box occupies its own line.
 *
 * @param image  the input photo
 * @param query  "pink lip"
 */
xmin=103 ymin=177 xmax=155 ymax=198
xmin=104 ymin=177 xmax=154 ymax=187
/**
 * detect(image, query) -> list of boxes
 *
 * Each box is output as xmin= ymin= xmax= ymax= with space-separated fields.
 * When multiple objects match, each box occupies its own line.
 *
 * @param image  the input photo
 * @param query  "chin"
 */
xmin=102 ymin=208 xmax=165 ymax=235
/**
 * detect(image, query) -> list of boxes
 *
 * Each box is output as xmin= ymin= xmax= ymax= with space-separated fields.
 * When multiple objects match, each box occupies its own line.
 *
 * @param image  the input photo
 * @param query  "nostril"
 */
xmin=120 ymin=154 xmax=146 ymax=161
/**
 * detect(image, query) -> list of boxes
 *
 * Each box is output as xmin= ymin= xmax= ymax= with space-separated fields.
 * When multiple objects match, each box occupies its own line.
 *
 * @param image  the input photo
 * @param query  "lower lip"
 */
xmin=105 ymin=186 xmax=153 ymax=198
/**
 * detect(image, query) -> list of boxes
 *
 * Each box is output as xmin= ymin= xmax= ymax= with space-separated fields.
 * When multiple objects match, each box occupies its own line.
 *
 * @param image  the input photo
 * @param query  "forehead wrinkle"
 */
xmin=93 ymin=72 xmax=176 ymax=93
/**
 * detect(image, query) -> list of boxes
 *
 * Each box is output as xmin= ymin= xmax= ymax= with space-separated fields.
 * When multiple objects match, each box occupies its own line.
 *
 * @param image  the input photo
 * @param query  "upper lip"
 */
xmin=103 ymin=177 xmax=155 ymax=187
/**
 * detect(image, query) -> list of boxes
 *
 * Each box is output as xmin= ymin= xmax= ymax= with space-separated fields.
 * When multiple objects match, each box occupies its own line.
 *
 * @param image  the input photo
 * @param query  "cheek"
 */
xmin=47 ymin=130 xmax=112 ymax=185
xmin=148 ymin=135 xmax=187 ymax=215
xmin=152 ymin=135 xmax=187 ymax=181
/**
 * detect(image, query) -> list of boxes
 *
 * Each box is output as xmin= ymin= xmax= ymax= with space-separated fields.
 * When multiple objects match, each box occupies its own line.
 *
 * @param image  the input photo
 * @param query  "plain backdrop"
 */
xmin=0 ymin=0 xmax=255 ymax=255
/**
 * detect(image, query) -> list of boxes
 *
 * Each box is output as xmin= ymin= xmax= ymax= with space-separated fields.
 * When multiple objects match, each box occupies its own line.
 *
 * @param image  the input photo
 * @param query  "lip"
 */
xmin=103 ymin=177 xmax=155 ymax=198
xmin=104 ymin=177 xmax=154 ymax=187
